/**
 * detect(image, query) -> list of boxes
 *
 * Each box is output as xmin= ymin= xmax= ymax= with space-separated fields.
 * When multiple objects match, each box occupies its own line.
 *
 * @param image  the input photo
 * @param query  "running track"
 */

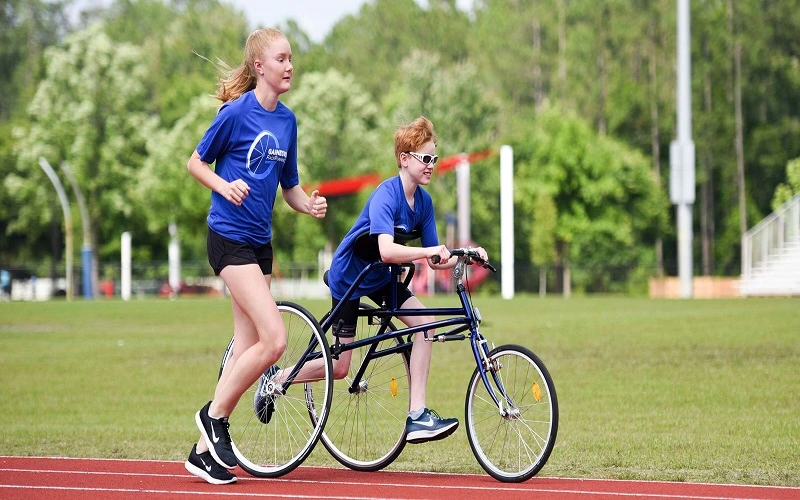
xmin=1 ymin=456 xmax=798 ymax=500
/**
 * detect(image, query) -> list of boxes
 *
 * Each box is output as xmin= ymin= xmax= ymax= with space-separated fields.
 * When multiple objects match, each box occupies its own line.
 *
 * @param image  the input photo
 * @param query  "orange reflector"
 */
xmin=390 ymin=378 xmax=398 ymax=397
xmin=532 ymin=382 xmax=542 ymax=402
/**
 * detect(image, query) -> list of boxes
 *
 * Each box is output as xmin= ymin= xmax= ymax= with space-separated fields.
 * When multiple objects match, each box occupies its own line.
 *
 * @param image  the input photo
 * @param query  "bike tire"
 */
xmin=218 ymin=301 xmax=333 ymax=478
xmin=464 ymin=344 xmax=558 ymax=482
xmin=316 ymin=303 xmax=411 ymax=472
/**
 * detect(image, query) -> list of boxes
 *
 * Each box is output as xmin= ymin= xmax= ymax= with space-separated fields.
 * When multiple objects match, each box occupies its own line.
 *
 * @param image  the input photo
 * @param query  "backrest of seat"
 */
xmin=353 ymin=229 xmax=421 ymax=261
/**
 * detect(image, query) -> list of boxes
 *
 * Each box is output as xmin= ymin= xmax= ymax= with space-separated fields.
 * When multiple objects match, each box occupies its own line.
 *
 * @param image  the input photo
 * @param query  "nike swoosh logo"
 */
xmin=211 ymin=425 xmax=220 ymax=443
xmin=199 ymin=457 xmax=212 ymax=472
xmin=416 ymin=417 xmax=435 ymax=428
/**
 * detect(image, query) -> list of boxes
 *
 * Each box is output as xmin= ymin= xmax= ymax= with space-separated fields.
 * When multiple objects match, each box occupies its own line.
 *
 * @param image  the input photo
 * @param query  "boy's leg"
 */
xmin=397 ymin=295 xmax=434 ymax=412
xmin=396 ymin=293 xmax=459 ymax=443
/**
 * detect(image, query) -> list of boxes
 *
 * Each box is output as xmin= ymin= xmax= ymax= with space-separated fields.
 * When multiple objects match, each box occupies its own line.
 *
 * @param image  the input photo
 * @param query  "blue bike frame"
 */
xmin=314 ymin=255 xmax=510 ymax=409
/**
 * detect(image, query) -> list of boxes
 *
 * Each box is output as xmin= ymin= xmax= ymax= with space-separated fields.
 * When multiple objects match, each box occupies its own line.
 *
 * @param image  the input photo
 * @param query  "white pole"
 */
xmin=670 ymin=0 xmax=695 ymax=298
xmin=121 ymin=232 xmax=131 ymax=301
xmin=500 ymin=145 xmax=515 ymax=300
xmin=456 ymin=154 xmax=471 ymax=246
xmin=168 ymin=223 xmax=180 ymax=296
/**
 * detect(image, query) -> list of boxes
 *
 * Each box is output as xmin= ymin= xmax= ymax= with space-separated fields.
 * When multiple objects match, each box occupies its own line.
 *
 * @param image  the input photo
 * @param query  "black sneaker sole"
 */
xmin=406 ymin=422 xmax=459 ymax=444
xmin=185 ymin=460 xmax=237 ymax=485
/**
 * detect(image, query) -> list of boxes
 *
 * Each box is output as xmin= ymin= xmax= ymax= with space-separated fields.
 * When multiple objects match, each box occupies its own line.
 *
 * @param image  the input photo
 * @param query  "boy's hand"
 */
xmin=429 ymin=245 xmax=450 ymax=265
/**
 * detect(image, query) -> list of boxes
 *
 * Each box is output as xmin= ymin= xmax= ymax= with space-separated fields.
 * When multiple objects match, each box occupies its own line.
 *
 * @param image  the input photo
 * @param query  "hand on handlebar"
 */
xmin=431 ymin=246 xmax=495 ymax=272
xmin=429 ymin=245 xmax=451 ymax=265
xmin=470 ymin=246 xmax=489 ymax=264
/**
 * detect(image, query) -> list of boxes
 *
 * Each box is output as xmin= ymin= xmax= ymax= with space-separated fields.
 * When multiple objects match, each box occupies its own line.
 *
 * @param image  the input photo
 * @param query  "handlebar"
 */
xmin=431 ymin=248 xmax=497 ymax=273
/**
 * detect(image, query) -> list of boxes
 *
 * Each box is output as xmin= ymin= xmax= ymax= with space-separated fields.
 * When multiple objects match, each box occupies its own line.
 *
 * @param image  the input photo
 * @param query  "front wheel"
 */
xmin=220 ymin=301 xmax=333 ymax=478
xmin=465 ymin=344 xmax=558 ymax=482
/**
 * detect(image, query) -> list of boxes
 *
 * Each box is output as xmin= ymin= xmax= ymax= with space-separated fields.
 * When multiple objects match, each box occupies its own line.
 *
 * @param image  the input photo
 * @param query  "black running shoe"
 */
xmin=405 ymin=408 xmax=459 ymax=444
xmin=195 ymin=401 xmax=237 ymax=469
xmin=184 ymin=443 xmax=237 ymax=485
xmin=254 ymin=365 xmax=280 ymax=424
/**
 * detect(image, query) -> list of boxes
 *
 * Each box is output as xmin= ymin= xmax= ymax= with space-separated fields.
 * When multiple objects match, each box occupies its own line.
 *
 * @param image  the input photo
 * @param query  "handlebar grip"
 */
xmin=431 ymin=255 xmax=441 ymax=265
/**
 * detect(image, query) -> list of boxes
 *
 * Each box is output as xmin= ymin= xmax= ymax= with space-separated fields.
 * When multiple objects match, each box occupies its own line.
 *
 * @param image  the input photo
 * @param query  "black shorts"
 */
xmin=330 ymin=281 xmax=414 ymax=338
xmin=207 ymin=228 xmax=273 ymax=276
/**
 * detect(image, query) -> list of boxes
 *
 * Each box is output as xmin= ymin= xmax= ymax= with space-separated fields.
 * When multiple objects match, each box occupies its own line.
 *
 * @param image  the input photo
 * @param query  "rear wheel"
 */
xmin=219 ymin=301 xmax=333 ymax=477
xmin=465 ymin=344 xmax=558 ymax=482
xmin=316 ymin=304 xmax=411 ymax=471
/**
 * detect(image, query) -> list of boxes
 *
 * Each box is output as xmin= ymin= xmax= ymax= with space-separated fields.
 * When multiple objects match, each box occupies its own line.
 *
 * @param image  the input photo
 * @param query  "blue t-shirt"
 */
xmin=328 ymin=175 xmax=439 ymax=300
xmin=197 ymin=90 xmax=300 ymax=246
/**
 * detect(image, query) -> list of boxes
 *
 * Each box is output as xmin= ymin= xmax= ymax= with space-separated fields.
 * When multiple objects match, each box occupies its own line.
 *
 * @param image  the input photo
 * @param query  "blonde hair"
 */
xmin=394 ymin=116 xmax=438 ymax=167
xmin=214 ymin=28 xmax=287 ymax=103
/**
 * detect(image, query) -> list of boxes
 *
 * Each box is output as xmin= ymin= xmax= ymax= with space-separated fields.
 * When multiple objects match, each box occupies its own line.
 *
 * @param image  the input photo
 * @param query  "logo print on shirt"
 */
xmin=247 ymin=131 xmax=287 ymax=180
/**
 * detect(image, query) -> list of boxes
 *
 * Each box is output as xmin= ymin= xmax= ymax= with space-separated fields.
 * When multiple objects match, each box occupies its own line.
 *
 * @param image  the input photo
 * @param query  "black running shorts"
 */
xmin=207 ymin=228 xmax=273 ymax=276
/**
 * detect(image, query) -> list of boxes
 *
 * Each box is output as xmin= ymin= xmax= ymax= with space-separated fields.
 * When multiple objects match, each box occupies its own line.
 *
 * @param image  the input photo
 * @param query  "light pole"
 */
xmin=38 ymin=157 xmax=73 ymax=301
xmin=669 ymin=0 xmax=695 ymax=298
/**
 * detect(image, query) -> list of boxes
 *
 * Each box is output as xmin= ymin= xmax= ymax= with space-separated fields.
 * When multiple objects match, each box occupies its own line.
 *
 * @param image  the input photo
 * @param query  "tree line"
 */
xmin=1 ymin=0 xmax=798 ymax=295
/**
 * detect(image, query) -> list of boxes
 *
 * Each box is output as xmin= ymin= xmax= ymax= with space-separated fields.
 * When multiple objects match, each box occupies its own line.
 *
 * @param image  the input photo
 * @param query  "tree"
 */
xmin=102 ymin=0 xmax=249 ymax=127
xmin=134 ymin=95 xmax=218 ymax=262
xmin=278 ymin=69 xmax=387 ymax=260
xmin=530 ymin=191 xmax=557 ymax=296
xmin=9 ymin=24 xmax=157 ymax=292
xmin=771 ymin=158 xmax=800 ymax=210
xmin=383 ymin=50 xmax=501 ymax=253
xmin=0 ymin=0 xmax=68 ymax=266
xmin=512 ymin=106 xmax=670 ymax=294
xmin=323 ymin=0 xmax=470 ymax=97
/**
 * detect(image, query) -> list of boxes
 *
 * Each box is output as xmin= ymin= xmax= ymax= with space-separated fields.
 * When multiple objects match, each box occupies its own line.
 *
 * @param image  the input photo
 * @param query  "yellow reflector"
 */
xmin=532 ymin=382 xmax=542 ymax=402
xmin=390 ymin=378 xmax=398 ymax=397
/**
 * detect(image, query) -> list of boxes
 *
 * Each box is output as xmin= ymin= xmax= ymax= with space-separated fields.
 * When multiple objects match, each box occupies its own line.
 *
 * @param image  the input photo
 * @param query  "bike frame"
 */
xmin=307 ymin=255 xmax=510 ymax=409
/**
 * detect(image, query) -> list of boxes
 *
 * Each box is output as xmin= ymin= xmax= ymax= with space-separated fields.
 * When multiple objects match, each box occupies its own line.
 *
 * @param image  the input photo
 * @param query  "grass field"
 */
xmin=1 ymin=295 xmax=798 ymax=486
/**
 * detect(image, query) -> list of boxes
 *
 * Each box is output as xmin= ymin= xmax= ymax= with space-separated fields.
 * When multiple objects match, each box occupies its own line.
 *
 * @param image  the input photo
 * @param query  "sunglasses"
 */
xmin=406 ymin=151 xmax=439 ymax=165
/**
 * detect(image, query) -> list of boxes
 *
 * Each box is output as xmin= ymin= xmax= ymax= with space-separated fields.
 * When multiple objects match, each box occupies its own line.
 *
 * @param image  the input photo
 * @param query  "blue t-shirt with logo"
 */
xmin=328 ymin=175 xmax=439 ymax=300
xmin=197 ymin=90 xmax=299 ymax=246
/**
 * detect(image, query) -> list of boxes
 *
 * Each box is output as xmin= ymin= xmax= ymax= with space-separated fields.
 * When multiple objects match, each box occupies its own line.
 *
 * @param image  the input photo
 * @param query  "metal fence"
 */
xmin=3 ymin=259 xmax=667 ymax=301
xmin=742 ymin=193 xmax=800 ymax=279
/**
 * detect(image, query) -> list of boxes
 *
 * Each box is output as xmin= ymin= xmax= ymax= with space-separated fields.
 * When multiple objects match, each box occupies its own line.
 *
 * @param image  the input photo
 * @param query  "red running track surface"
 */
xmin=1 ymin=456 xmax=798 ymax=500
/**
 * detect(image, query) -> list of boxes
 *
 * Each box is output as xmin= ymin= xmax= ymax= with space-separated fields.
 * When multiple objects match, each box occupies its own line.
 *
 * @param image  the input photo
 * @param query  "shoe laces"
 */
xmin=426 ymin=409 xmax=442 ymax=422
xmin=218 ymin=417 xmax=232 ymax=443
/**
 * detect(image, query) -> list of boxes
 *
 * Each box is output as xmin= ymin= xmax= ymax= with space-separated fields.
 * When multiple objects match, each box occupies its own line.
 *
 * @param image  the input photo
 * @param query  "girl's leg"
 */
xmin=196 ymin=284 xmax=261 ymax=454
xmin=210 ymin=264 xmax=286 ymax=417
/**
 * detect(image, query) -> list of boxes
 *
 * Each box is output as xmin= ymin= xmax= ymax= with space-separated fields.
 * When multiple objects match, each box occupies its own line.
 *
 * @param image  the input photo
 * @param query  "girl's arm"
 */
xmin=282 ymin=185 xmax=327 ymax=218
xmin=187 ymin=150 xmax=250 ymax=206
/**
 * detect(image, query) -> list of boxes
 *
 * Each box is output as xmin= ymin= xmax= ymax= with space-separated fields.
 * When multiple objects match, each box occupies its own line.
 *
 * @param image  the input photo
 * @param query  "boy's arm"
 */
xmin=377 ymin=234 xmax=454 ymax=269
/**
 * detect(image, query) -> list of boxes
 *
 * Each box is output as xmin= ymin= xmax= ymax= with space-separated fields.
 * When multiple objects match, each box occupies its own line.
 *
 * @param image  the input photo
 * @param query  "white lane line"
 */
xmin=0 ymin=485 xmax=398 ymax=499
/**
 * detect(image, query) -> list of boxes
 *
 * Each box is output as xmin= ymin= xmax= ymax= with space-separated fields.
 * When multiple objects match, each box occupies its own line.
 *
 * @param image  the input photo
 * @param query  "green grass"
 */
xmin=1 ymin=296 xmax=798 ymax=485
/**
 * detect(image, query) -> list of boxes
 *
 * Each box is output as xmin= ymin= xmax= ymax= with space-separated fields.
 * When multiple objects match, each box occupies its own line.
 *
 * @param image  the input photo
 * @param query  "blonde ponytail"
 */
xmin=214 ymin=28 xmax=287 ymax=103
